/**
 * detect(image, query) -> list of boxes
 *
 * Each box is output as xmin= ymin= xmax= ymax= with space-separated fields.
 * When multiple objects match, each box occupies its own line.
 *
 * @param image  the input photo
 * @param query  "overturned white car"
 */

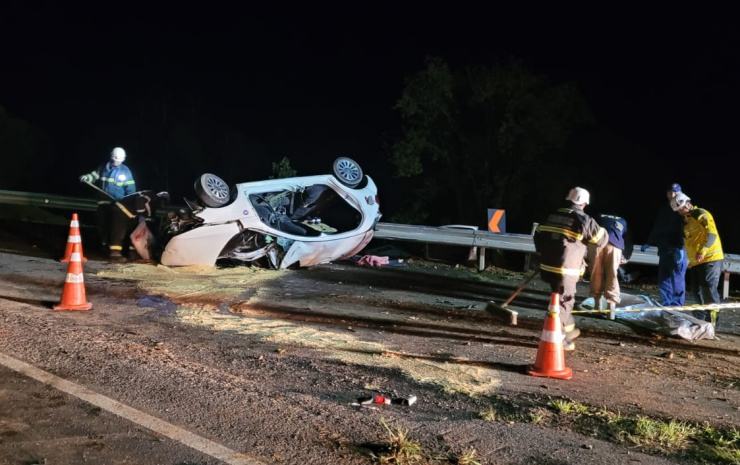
xmin=158 ymin=157 xmax=381 ymax=269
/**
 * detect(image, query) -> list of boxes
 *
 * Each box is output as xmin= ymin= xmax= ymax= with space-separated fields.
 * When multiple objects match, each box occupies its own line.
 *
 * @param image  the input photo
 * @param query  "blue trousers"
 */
xmin=689 ymin=259 xmax=723 ymax=323
xmin=657 ymin=248 xmax=688 ymax=306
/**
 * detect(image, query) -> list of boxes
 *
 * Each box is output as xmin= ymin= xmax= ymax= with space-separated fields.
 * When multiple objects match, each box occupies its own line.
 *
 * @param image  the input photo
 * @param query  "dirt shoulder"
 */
xmin=1 ymin=242 xmax=740 ymax=464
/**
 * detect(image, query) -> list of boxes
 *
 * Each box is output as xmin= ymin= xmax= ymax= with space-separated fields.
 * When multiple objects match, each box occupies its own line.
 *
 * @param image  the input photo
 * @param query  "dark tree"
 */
xmin=0 ymin=106 xmax=55 ymax=190
xmin=390 ymin=57 xmax=592 ymax=227
xmin=269 ymin=156 xmax=297 ymax=179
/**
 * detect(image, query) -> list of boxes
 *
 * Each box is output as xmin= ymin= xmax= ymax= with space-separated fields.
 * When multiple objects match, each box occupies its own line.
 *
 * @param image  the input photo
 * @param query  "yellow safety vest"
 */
xmin=683 ymin=207 xmax=723 ymax=268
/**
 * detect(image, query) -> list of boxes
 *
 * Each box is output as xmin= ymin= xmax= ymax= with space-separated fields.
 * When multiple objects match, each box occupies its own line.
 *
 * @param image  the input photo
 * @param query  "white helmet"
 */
xmin=111 ymin=147 xmax=126 ymax=162
xmin=566 ymin=187 xmax=590 ymax=205
xmin=671 ymin=192 xmax=691 ymax=211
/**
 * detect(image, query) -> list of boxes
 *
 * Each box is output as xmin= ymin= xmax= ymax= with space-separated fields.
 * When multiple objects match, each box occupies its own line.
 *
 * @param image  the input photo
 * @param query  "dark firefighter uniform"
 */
xmin=534 ymin=204 xmax=607 ymax=337
xmin=109 ymin=190 xmax=169 ymax=260
xmin=81 ymin=160 xmax=136 ymax=253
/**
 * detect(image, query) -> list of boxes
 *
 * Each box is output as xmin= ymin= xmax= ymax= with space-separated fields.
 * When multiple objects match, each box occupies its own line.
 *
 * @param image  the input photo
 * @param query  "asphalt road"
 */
xmin=1 ymin=218 xmax=740 ymax=465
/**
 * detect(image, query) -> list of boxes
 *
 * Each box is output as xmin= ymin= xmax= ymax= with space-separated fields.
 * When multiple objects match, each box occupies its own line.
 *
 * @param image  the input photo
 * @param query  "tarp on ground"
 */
xmin=579 ymin=294 xmax=716 ymax=341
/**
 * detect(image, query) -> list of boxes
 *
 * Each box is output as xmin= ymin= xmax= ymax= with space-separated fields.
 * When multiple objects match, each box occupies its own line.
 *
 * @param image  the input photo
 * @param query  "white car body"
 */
xmin=160 ymin=172 xmax=381 ymax=268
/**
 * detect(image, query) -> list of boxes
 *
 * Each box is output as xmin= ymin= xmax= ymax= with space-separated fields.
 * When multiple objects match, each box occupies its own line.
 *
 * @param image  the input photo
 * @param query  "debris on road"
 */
xmin=356 ymin=394 xmax=417 ymax=406
xmin=357 ymin=255 xmax=390 ymax=267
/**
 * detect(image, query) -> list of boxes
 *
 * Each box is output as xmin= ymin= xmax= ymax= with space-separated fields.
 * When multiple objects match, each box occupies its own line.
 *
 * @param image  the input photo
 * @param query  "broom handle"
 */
xmin=501 ymin=270 xmax=538 ymax=306
xmin=81 ymin=180 xmax=135 ymax=219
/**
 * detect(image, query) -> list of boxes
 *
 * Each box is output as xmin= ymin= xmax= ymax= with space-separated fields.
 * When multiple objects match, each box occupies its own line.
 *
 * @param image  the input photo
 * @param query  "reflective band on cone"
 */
xmin=54 ymin=241 xmax=92 ymax=311
xmin=539 ymin=329 xmax=565 ymax=344
xmin=65 ymin=273 xmax=85 ymax=284
xmin=528 ymin=293 xmax=572 ymax=380
xmin=60 ymin=213 xmax=88 ymax=263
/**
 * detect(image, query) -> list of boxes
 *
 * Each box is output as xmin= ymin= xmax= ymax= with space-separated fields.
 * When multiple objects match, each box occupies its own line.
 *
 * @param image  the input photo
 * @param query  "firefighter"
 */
xmin=79 ymin=147 xmax=136 ymax=256
xmin=534 ymin=187 xmax=607 ymax=350
xmin=672 ymin=193 xmax=724 ymax=324
xmin=108 ymin=190 xmax=170 ymax=262
xmin=587 ymin=214 xmax=633 ymax=313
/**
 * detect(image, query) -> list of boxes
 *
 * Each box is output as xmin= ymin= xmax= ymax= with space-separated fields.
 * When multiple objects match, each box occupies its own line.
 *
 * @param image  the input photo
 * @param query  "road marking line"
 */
xmin=0 ymin=351 xmax=264 ymax=465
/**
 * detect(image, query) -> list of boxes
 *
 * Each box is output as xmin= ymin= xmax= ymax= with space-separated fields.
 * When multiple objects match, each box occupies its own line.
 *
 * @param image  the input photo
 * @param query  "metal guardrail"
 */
xmin=1 ymin=189 xmax=738 ymax=275
xmin=0 ymin=189 xmax=97 ymax=211
xmin=0 ymin=189 xmax=173 ymax=219
xmin=374 ymin=222 xmax=740 ymax=274
xmin=374 ymin=222 xmax=739 ymax=299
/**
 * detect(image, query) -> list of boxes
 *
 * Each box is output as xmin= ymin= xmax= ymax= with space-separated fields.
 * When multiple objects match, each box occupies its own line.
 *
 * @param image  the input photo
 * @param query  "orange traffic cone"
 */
xmin=528 ymin=293 xmax=572 ymax=380
xmin=60 ymin=213 xmax=87 ymax=263
xmin=54 ymin=241 xmax=92 ymax=311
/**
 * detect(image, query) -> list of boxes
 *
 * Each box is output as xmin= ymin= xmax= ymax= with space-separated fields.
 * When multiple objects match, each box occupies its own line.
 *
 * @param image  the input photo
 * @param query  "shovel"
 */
xmin=485 ymin=269 xmax=538 ymax=325
xmin=81 ymin=180 xmax=135 ymax=219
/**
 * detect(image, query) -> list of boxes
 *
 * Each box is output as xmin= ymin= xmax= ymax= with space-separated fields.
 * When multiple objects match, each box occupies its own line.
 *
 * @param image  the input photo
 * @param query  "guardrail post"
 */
xmin=523 ymin=222 xmax=538 ymax=272
xmin=477 ymin=247 xmax=486 ymax=271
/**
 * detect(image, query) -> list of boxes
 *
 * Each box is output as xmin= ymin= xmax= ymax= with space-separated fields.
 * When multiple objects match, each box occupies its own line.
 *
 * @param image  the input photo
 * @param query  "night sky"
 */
xmin=1 ymin=5 xmax=738 ymax=248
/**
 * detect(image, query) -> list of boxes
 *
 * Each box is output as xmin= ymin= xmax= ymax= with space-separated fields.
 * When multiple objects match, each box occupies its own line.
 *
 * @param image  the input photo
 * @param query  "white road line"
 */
xmin=0 ymin=351 xmax=264 ymax=465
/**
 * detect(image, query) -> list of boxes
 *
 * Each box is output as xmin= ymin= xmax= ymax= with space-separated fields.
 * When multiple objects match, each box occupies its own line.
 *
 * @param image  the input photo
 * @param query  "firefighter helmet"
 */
xmin=670 ymin=193 xmax=691 ymax=211
xmin=111 ymin=147 xmax=126 ymax=162
xmin=566 ymin=187 xmax=590 ymax=205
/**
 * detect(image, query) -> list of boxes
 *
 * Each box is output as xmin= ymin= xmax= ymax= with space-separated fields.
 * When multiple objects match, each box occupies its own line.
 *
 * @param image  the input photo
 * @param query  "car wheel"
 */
xmin=194 ymin=173 xmax=230 ymax=207
xmin=332 ymin=157 xmax=363 ymax=188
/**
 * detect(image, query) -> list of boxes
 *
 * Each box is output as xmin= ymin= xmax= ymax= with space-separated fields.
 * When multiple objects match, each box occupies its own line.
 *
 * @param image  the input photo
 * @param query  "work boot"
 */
xmin=564 ymin=328 xmax=581 ymax=343
xmin=109 ymin=251 xmax=127 ymax=263
xmin=710 ymin=309 xmax=718 ymax=326
xmin=563 ymin=341 xmax=576 ymax=351
xmin=608 ymin=301 xmax=617 ymax=320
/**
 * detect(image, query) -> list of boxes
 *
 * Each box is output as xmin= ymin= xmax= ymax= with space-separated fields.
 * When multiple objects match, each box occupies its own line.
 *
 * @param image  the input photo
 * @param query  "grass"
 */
xmin=708 ymin=446 xmax=740 ymax=465
xmin=550 ymin=399 xmax=589 ymax=415
xmin=529 ymin=407 xmax=550 ymax=424
xmin=377 ymin=418 xmax=424 ymax=465
xmin=455 ymin=449 xmax=481 ymax=465
xmin=625 ymin=416 xmax=696 ymax=452
xmin=477 ymin=402 xmax=527 ymax=423
xmin=696 ymin=425 xmax=740 ymax=464
xmin=478 ymin=406 xmax=497 ymax=421
xmin=473 ymin=396 xmax=740 ymax=464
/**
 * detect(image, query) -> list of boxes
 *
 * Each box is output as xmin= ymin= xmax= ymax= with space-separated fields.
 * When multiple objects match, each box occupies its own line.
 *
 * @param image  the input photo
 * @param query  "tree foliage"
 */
xmin=269 ymin=156 xmax=297 ymax=179
xmin=0 ymin=106 xmax=54 ymax=189
xmin=390 ymin=57 xmax=592 ymax=227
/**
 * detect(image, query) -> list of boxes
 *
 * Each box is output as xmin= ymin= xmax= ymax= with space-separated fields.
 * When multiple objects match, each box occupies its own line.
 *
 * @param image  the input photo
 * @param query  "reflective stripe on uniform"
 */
xmin=589 ymin=226 xmax=606 ymax=244
xmin=102 ymin=177 xmax=135 ymax=188
xmin=563 ymin=324 xmax=576 ymax=332
xmin=109 ymin=245 xmax=123 ymax=251
xmin=540 ymin=264 xmax=582 ymax=276
xmin=537 ymin=225 xmax=583 ymax=241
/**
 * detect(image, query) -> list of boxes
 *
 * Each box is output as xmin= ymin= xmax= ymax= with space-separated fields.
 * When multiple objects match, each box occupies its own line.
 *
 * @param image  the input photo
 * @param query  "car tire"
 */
xmin=194 ymin=173 xmax=230 ymax=207
xmin=332 ymin=157 xmax=363 ymax=188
